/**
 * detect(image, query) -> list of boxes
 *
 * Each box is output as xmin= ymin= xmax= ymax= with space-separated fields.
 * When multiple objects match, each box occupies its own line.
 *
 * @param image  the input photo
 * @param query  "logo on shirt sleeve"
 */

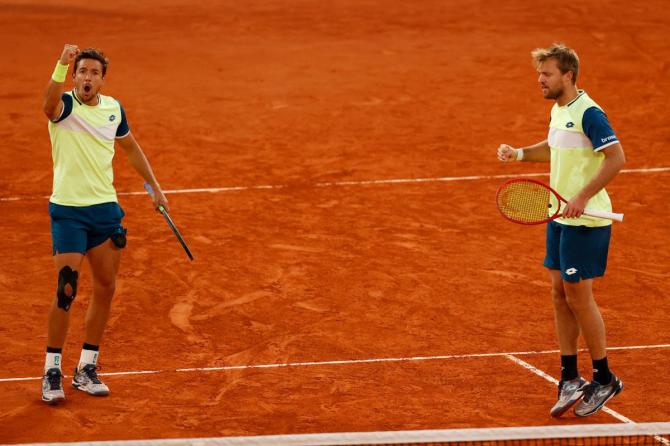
xmin=109 ymin=115 xmax=116 ymax=122
xmin=566 ymin=122 xmax=575 ymax=128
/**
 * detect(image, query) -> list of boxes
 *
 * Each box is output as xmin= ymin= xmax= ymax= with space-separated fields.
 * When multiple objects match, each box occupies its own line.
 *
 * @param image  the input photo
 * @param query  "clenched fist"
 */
xmin=497 ymin=144 xmax=520 ymax=162
xmin=59 ymin=44 xmax=80 ymax=65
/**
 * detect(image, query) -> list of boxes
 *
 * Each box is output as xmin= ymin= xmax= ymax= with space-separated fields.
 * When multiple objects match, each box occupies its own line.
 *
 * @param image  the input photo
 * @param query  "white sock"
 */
xmin=45 ymin=352 xmax=62 ymax=372
xmin=78 ymin=348 xmax=99 ymax=369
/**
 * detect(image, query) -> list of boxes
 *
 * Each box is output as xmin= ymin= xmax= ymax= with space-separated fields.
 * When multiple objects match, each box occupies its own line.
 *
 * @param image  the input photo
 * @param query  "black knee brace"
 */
xmin=56 ymin=266 xmax=78 ymax=311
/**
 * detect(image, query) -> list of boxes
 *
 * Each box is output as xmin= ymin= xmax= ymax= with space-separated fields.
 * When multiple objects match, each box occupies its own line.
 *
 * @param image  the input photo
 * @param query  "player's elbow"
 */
xmin=43 ymin=101 xmax=58 ymax=121
xmin=42 ymin=104 xmax=52 ymax=119
xmin=605 ymin=144 xmax=626 ymax=171
xmin=615 ymin=146 xmax=626 ymax=169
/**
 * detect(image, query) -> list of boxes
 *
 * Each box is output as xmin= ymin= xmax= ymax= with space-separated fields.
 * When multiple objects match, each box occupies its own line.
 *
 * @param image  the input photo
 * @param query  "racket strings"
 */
xmin=497 ymin=181 xmax=553 ymax=223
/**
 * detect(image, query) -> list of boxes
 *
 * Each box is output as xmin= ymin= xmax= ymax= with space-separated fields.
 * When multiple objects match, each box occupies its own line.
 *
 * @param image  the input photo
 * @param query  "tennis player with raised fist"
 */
xmin=496 ymin=44 xmax=626 ymax=417
xmin=41 ymin=44 xmax=169 ymax=404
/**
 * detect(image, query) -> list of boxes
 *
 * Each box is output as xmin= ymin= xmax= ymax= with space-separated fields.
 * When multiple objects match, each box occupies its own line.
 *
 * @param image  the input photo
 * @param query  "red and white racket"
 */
xmin=496 ymin=178 xmax=624 ymax=225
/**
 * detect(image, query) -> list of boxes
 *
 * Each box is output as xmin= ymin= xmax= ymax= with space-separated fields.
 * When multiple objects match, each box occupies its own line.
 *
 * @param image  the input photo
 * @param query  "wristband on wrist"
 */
xmin=516 ymin=148 xmax=524 ymax=161
xmin=51 ymin=61 xmax=69 ymax=83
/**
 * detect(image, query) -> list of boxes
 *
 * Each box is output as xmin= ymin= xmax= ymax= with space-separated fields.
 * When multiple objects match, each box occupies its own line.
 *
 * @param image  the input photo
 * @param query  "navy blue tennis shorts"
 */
xmin=543 ymin=220 xmax=611 ymax=282
xmin=49 ymin=202 xmax=125 ymax=255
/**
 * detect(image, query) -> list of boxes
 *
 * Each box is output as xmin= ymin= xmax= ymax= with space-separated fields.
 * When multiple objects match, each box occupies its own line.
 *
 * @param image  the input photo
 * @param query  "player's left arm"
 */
xmin=116 ymin=132 xmax=170 ymax=212
xmin=562 ymin=143 xmax=626 ymax=218
xmin=562 ymin=106 xmax=626 ymax=218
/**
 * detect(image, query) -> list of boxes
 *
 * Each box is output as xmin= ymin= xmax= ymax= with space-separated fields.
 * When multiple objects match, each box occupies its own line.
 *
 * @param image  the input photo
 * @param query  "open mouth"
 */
xmin=84 ymin=85 xmax=91 ymax=93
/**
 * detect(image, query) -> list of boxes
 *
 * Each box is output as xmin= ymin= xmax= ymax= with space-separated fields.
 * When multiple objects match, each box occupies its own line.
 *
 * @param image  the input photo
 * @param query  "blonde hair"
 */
xmin=531 ymin=43 xmax=579 ymax=84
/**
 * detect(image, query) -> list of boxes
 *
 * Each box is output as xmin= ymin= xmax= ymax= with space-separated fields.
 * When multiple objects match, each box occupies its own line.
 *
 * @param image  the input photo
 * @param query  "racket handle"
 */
xmin=144 ymin=182 xmax=168 ymax=213
xmin=583 ymin=208 xmax=624 ymax=222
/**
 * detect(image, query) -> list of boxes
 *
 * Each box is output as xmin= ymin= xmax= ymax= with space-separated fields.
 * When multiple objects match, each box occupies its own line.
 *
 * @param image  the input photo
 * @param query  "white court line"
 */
xmin=2 ymin=343 xmax=668 ymax=384
xmin=1 ymin=166 xmax=669 ymax=202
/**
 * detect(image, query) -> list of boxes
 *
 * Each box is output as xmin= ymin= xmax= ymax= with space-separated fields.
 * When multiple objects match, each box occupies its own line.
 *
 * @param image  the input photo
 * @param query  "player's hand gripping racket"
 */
xmin=496 ymin=178 xmax=624 ymax=225
xmin=144 ymin=182 xmax=194 ymax=260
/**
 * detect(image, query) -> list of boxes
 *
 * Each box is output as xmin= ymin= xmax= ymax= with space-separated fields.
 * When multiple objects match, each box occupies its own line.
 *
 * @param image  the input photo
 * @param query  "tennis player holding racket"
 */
xmin=41 ymin=44 xmax=169 ymax=404
xmin=497 ymin=44 xmax=626 ymax=417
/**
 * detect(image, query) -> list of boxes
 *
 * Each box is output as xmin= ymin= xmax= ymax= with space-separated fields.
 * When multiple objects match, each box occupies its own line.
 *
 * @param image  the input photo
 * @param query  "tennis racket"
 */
xmin=144 ymin=182 xmax=194 ymax=261
xmin=496 ymin=178 xmax=624 ymax=225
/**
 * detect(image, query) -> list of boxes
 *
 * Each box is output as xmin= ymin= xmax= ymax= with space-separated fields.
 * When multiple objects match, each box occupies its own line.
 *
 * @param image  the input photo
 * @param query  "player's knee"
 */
xmin=96 ymin=279 xmax=116 ymax=299
xmin=551 ymin=285 xmax=566 ymax=303
xmin=56 ymin=266 xmax=78 ymax=311
xmin=563 ymin=284 xmax=593 ymax=310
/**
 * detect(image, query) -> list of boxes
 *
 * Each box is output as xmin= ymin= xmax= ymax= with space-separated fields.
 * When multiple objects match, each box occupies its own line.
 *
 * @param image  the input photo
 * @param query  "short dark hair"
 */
xmin=531 ymin=43 xmax=579 ymax=84
xmin=74 ymin=48 xmax=109 ymax=77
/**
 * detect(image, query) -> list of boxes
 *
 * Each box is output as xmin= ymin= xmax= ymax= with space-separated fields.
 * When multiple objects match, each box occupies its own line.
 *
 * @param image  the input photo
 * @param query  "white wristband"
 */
xmin=516 ymin=149 xmax=524 ymax=161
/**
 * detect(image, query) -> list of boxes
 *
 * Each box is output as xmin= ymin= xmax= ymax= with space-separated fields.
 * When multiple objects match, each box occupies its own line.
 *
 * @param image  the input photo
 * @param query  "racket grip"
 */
xmin=144 ymin=182 xmax=167 ymax=212
xmin=583 ymin=208 xmax=624 ymax=222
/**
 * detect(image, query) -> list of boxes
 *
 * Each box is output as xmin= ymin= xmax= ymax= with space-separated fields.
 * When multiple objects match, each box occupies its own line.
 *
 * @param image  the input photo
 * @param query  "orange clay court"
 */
xmin=0 ymin=1 xmax=669 ymax=444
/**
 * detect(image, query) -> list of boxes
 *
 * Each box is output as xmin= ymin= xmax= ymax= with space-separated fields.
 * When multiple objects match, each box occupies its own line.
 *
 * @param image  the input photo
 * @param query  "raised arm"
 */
xmin=497 ymin=140 xmax=551 ymax=163
xmin=44 ymin=44 xmax=79 ymax=121
xmin=116 ymin=132 xmax=170 ymax=211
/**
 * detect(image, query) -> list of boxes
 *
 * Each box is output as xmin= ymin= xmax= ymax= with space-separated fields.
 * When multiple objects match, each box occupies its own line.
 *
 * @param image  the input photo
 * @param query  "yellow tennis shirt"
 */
xmin=48 ymin=91 xmax=130 ymax=206
xmin=548 ymin=91 xmax=619 ymax=227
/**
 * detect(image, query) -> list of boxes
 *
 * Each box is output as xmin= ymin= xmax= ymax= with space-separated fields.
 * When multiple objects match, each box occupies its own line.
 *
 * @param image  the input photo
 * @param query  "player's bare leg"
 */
xmin=563 ymin=278 xmax=623 ymax=416
xmin=71 ymin=239 xmax=121 ymax=397
xmin=43 ymin=252 xmax=83 ymax=404
xmin=48 ymin=253 xmax=84 ymax=347
xmin=549 ymin=269 xmax=580 ymax=355
xmin=548 ymin=269 xmax=588 ymax=416
xmin=84 ymin=239 xmax=121 ymax=346
xmin=562 ymin=279 xmax=606 ymax=360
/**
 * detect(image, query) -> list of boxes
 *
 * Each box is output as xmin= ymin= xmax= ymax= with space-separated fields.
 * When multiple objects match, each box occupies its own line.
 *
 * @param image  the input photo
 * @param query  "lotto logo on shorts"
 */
xmin=565 ymin=268 xmax=578 ymax=275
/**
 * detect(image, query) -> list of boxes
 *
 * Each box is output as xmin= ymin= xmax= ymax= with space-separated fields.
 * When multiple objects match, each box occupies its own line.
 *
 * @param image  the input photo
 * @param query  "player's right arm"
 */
xmin=497 ymin=140 xmax=550 ymax=163
xmin=43 ymin=44 xmax=80 ymax=121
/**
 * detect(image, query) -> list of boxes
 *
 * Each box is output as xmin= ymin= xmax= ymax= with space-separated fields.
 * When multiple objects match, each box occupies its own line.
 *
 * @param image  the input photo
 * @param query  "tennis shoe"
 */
xmin=550 ymin=376 xmax=588 ymax=417
xmin=42 ymin=368 xmax=65 ymax=404
xmin=72 ymin=364 xmax=109 ymax=396
xmin=574 ymin=374 xmax=623 ymax=417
